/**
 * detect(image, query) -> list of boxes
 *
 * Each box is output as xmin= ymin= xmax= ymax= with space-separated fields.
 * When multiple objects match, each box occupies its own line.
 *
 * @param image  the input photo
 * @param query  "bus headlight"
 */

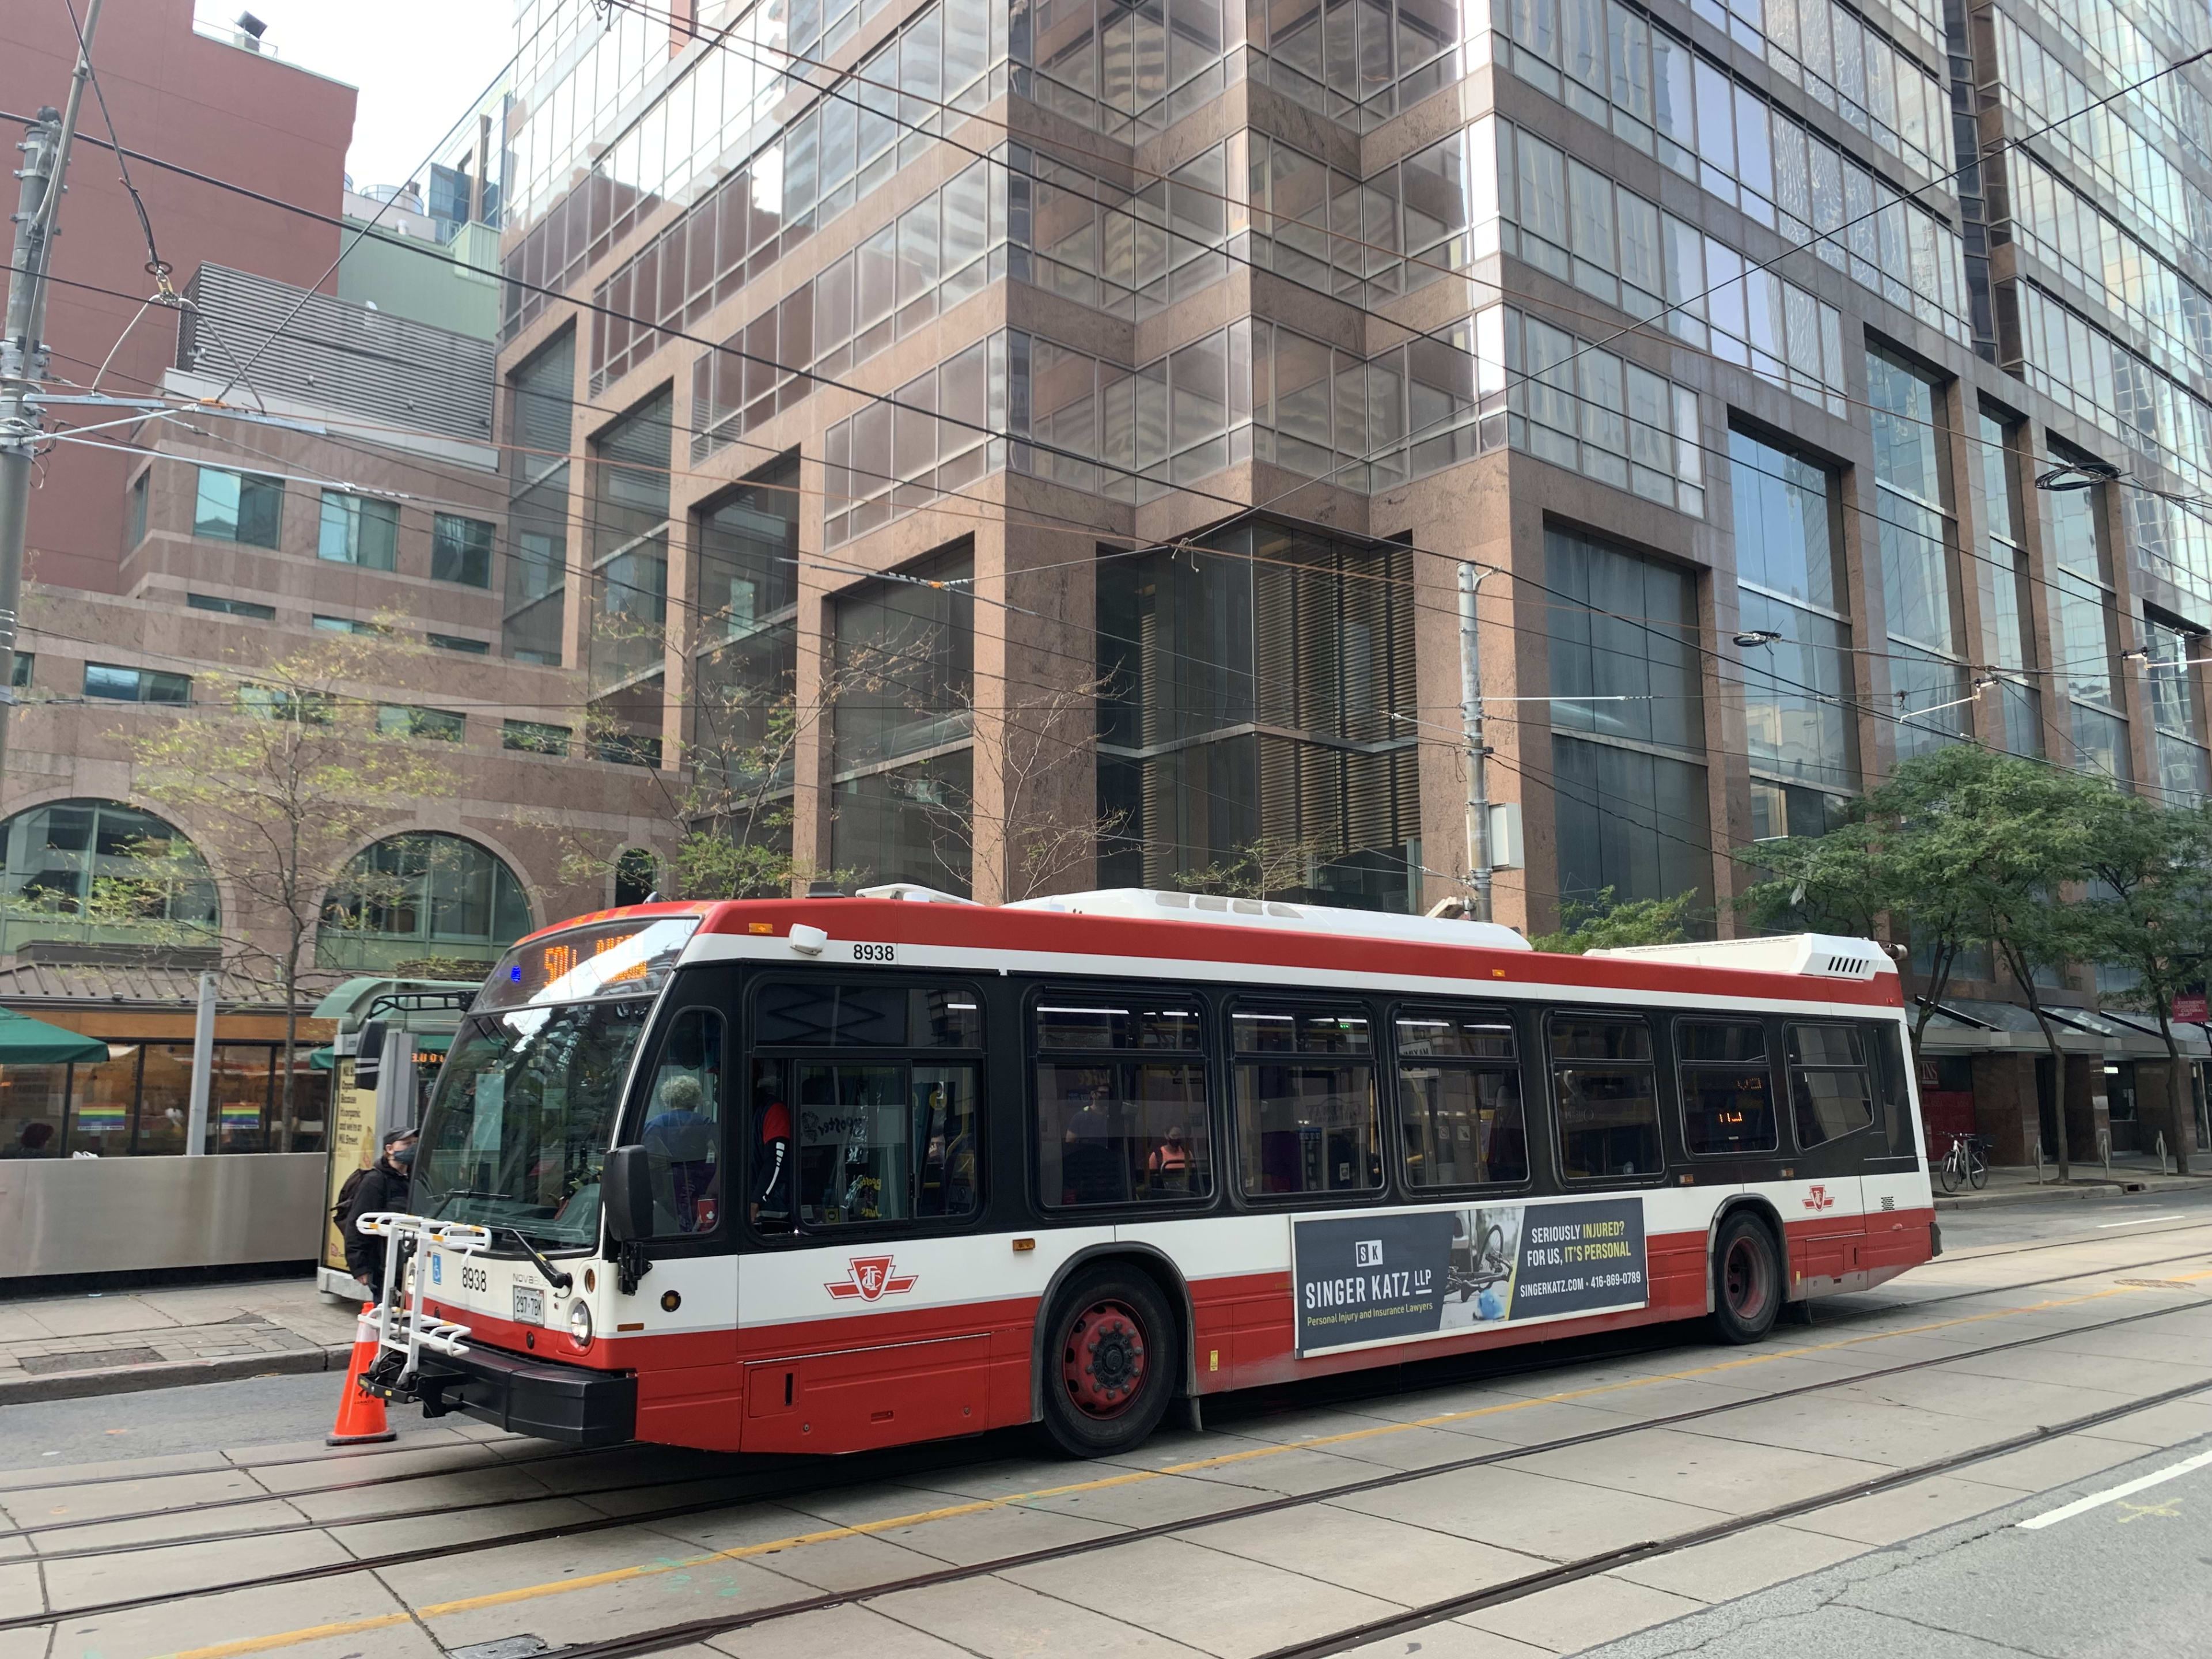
xmin=567 ymin=1299 xmax=593 ymax=1350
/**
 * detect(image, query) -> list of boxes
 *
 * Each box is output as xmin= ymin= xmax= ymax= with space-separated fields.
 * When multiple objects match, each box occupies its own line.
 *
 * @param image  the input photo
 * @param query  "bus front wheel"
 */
xmin=1709 ymin=1212 xmax=1781 ymax=1345
xmin=1040 ymin=1265 xmax=1179 ymax=1457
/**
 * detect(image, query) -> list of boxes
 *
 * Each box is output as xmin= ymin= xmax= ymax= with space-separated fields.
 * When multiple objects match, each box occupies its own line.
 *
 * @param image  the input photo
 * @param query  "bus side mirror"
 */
xmin=603 ymin=1145 xmax=653 ymax=1243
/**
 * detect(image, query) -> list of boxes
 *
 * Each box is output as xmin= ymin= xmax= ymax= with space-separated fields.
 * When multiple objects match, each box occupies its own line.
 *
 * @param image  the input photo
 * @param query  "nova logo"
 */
xmin=827 ymin=1255 xmax=918 ymax=1301
xmin=1354 ymin=1240 xmax=1384 ymax=1268
xmin=1804 ymin=1184 xmax=1838 ymax=1211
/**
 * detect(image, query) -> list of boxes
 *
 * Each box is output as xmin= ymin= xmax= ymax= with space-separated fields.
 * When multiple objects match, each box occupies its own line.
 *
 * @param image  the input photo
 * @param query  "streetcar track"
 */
xmin=14 ymin=1227 xmax=2211 ymax=1551
xmin=12 ymin=1278 xmax=2212 ymax=1631
xmin=196 ymin=1349 xmax=2212 ymax=1659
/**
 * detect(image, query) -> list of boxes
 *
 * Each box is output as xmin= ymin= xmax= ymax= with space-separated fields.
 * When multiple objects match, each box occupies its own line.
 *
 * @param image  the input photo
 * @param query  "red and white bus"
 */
xmin=391 ymin=887 xmax=1936 ymax=1457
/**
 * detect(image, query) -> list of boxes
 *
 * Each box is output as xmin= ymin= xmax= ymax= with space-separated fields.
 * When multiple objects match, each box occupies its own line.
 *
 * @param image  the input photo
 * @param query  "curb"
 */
xmin=0 ymin=1343 xmax=353 ymax=1406
xmin=1935 ymin=1179 xmax=2154 ymax=1211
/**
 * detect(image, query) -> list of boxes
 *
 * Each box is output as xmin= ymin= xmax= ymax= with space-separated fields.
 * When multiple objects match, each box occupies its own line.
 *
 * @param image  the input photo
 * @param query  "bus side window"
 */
xmin=1232 ymin=1003 xmax=1380 ymax=1197
xmin=1676 ymin=1020 xmax=1777 ymax=1156
xmin=1393 ymin=1006 xmax=1526 ymax=1187
xmin=1869 ymin=1024 xmax=1916 ymax=1157
xmin=749 ymin=979 xmax=984 ymax=1232
xmin=1033 ymin=991 xmax=1211 ymax=1206
xmin=1786 ymin=1024 xmax=1876 ymax=1149
xmin=639 ymin=1009 xmax=726 ymax=1236
xmin=1550 ymin=1014 xmax=1662 ymax=1180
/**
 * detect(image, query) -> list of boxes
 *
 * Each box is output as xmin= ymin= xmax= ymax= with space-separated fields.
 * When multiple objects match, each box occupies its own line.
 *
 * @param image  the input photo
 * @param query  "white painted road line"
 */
xmin=2096 ymin=1215 xmax=2187 ymax=1228
xmin=2016 ymin=1446 xmax=2212 ymax=1529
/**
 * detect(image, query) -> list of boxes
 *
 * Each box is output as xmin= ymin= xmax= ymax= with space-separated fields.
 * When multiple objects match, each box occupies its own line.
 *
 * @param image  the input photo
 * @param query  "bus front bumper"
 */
xmin=413 ymin=1342 xmax=638 ymax=1446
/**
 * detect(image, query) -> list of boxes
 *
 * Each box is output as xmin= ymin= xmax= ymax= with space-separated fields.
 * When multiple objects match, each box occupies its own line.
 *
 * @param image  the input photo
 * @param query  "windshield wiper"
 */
xmin=506 ymin=1228 xmax=575 ymax=1291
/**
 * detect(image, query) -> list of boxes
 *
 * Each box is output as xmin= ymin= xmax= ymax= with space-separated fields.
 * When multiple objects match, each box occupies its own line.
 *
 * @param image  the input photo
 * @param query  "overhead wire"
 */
xmin=10 ymin=21 xmax=2206 ymax=848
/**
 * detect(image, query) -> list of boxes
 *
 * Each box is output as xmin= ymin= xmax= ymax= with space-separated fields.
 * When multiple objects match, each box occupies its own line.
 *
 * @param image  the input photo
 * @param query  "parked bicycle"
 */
xmin=1933 ymin=1131 xmax=1990 ymax=1194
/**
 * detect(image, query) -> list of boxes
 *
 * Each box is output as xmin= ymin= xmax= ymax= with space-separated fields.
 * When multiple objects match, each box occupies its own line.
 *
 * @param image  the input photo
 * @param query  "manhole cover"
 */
xmin=19 ymin=1346 xmax=164 ymax=1375
xmin=448 ymin=1639 xmax=558 ymax=1659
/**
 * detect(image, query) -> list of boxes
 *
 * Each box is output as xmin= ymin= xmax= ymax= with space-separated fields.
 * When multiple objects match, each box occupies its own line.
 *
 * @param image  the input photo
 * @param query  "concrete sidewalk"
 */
xmin=0 ymin=1276 xmax=361 ymax=1404
xmin=1933 ymin=1158 xmax=2212 ymax=1210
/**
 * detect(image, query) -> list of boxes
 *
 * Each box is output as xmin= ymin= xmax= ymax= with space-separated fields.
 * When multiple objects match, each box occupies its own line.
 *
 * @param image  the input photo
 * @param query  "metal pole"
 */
xmin=0 ymin=0 xmax=104 ymax=805
xmin=185 ymin=971 xmax=218 ymax=1156
xmin=0 ymin=111 xmax=63 ymax=804
xmin=1458 ymin=563 xmax=1493 ymax=922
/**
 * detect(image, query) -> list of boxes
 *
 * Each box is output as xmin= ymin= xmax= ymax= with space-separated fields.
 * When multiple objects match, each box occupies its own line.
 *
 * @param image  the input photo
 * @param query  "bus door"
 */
xmin=1778 ymin=1021 xmax=1876 ymax=1287
xmin=623 ymin=998 xmax=740 ymax=1444
xmin=735 ymin=976 xmax=996 ymax=1454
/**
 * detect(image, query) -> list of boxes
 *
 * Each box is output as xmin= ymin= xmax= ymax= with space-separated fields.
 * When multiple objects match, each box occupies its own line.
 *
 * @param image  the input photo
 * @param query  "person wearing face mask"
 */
xmin=340 ymin=1127 xmax=419 ymax=1304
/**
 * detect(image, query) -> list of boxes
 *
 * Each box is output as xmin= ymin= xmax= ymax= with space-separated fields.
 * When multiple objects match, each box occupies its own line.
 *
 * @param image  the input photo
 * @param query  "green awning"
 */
xmin=309 ymin=1047 xmax=336 ymax=1072
xmin=0 ymin=1007 xmax=115 ymax=1065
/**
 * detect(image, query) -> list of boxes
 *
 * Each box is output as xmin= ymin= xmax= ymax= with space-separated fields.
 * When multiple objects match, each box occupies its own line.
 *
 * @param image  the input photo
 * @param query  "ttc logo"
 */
xmin=1803 ymin=1184 xmax=1838 ymax=1211
xmin=827 ymin=1255 xmax=919 ymax=1301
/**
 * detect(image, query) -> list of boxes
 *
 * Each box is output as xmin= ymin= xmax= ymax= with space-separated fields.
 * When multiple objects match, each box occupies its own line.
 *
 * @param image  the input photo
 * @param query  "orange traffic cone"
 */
xmin=327 ymin=1301 xmax=398 ymax=1446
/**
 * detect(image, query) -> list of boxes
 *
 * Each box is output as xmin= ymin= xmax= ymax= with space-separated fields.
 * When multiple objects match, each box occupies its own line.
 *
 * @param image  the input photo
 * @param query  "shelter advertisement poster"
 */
xmin=321 ymin=1057 xmax=378 ymax=1276
xmin=1293 ymin=1197 xmax=1648 ymax=1355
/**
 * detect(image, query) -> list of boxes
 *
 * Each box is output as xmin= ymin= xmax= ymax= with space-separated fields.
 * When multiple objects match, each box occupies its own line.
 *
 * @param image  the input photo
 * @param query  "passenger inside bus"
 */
xmin=751 ymin=1074 xmax=792 ymax=1230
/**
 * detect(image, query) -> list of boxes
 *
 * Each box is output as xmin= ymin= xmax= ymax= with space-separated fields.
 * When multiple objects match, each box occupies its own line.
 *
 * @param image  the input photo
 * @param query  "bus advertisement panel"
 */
xmin=1294 ymin=1198 xmax=1649 ymax=1354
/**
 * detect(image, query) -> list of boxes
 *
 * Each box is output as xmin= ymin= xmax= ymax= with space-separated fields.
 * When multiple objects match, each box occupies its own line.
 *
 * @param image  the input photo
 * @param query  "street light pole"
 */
xmin=1459 ymin=563 xmax=1494 ymax=923
xmin=0 ymin=0 xmax=105 ymax=801
xmin=0 ymin=111 xmax=63 ymax=800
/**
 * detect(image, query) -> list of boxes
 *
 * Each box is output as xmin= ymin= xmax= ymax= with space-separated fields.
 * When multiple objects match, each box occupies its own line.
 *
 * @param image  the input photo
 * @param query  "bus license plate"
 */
xmin=512 ymin=1285 xmax=544 ymax=1325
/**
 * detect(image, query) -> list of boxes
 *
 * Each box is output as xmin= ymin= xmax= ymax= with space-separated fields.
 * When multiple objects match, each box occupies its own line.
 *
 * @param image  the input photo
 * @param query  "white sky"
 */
xmin=196 ymin=2 xmax=516 ymax=192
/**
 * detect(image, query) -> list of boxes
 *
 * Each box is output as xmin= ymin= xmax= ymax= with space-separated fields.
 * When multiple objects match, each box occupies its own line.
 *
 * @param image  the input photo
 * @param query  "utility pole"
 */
xmin=1459 ymin=563 xmax=1494 ymax=923
xmin=0 ymin=0 xmax=104 ymax=800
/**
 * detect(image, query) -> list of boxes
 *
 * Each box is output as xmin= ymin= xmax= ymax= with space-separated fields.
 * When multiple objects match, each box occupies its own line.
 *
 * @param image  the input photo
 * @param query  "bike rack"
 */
xmin=354 ymin=1212 xmax=493 ymax=1385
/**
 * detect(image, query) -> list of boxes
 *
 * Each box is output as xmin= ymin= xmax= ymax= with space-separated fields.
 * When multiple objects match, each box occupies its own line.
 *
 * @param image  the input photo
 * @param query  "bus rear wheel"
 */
xmin=1709 ymin=1212 xmax=1781 ymax=1345
xmin=1041 ymin=1265 xmax=1177 ymax=1457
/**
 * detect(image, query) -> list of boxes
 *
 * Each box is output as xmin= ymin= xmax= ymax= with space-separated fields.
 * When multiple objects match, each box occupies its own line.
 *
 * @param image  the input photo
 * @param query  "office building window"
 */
xmin=84 ymin=664 xmax=190 ymax=704
xmin=187 ymin=594 xmax=275 ymax=620
xmin=1546 ymin=527 xmax=1710 ymax=915
xmin=1730 ymin=429 xmax=1858 ymax=812
xmin=431 ymin=514 xmax=495 ymax=588
xmin=1975 ymin=413 xmax=2042 ymax=756
xmin=194 ymin=468 xmax=283 ymax=549
xmin=502 ymin=719 xmax=571 ymax=756
xmin=427 ymin=633 xmax=490 ymax=655
xmin=2044 ymin=450 xmax=2131 ymax=785
xmin=1867 ymin=349 xmax=1968 ymax=757
xmin=127 ymin=470 xmax=149 ymax=548
xmin=317 ymin=493 xmax=399 ymax=570
xmin=378 ymin=706 xmax=465 ymax=743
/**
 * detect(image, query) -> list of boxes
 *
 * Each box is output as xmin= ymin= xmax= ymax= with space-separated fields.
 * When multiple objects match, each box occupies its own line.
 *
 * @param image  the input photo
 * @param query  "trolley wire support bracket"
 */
xmin=353 ymin=1212 xmax=493 ymax=1399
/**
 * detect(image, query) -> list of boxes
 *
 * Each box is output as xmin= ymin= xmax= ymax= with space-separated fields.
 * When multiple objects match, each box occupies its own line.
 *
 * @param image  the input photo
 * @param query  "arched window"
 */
xmin=0 ymin=800 xmax=218 ymax=955
xmin=319 ymin=833 xmax=532 ymax=972
xmin=614 ymin=846 xmax=658 ymax=907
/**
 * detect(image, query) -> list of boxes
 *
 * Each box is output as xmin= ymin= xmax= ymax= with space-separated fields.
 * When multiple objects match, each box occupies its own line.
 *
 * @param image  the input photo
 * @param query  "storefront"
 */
xmin=0 ymin=960 xmax=332 ymax=1158
xmin=1915 ymin=998 xmax=2208 ymax=1166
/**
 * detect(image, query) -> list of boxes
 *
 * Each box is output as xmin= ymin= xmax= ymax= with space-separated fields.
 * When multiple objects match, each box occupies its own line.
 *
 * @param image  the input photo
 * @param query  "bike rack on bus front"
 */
xmin=354 ymin=1213 xmax=493 ymax=1391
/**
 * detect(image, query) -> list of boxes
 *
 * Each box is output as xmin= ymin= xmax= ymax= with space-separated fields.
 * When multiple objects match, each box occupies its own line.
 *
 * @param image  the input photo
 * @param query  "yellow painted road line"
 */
xmin=142 ymin=1267 xmax=2212 ymax=1659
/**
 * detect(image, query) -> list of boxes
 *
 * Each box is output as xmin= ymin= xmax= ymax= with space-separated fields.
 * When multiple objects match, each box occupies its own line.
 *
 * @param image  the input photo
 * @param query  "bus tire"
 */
xmin=1709 ymin=1211 xmax=1781 ymax=1345
xmin=1040 ymin=1264 xmax=1179 ymax=1458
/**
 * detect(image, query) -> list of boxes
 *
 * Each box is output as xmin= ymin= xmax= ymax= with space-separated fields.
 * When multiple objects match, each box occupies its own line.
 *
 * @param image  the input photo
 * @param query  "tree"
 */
xmin=2075 ymin=797 xmax=2212 ymax=1175
xmin=1171 ymin=836 xmax=1335 ymax=902
xmin=925 ymin=674 xmax=1129 ymax=903
xmin=1530 ymin=888 xmax=1696 ymax=954
xmin=1737 ymin=752 xmax=1987 ymax=1062
xmin=559 ymin=641 xmax=849 ymax=902
xmin=116 ymin=635 xmax=460 ymax=1150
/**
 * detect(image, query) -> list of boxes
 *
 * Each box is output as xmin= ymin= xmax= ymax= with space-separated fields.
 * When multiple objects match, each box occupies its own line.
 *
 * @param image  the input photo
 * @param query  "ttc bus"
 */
xmin=386 ymin=887 xmax=1937 ymax=1457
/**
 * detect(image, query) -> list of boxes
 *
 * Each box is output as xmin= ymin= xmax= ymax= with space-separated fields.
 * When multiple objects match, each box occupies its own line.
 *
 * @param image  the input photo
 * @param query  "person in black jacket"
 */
xmin=341 ymin=1128 xmax=418 ymax=1302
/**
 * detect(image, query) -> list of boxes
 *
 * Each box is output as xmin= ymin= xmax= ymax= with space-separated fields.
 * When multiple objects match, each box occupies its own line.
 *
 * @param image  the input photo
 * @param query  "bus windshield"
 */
xmin=414 ymin=997 xmax=654 ymax=1248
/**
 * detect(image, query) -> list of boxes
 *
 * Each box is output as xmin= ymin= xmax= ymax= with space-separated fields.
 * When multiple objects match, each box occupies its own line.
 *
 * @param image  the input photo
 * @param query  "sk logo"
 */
xmin=827 ymin=1254 xmax=918 ymax=1301
xmin=1803 ymin=1184 xmax=1837 ymax=1210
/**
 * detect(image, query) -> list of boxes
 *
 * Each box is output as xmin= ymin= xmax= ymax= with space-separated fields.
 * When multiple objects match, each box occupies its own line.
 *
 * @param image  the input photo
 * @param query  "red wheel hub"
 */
xmin=1060 ymin=1297 xmax=1148 ymax=1419
xmin=1724 ymin=1236 xmax=1771 ymax=1322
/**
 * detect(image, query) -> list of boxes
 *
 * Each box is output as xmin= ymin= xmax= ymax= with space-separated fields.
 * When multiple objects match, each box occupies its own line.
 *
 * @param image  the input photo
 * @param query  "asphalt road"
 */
xmin=1582 ymin=1435 xmax=2212 ymax=1658
xmin=0 ymin=1368 xmax=460 ymax=1471
xmin=1937 ymin=1180 xmax=2212 ymax=1251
